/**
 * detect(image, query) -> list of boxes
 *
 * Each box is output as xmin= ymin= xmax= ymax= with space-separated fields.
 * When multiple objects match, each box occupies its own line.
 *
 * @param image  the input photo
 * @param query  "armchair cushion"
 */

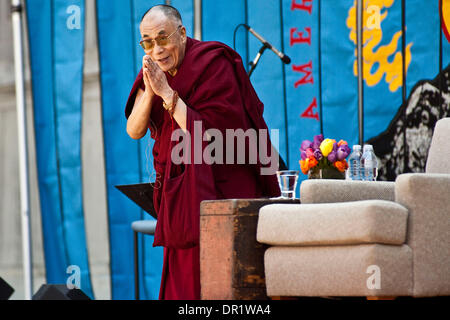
xmin=395 ymin=173 xmax=450 ymax=296
xmin=426 ymin=117 xmax=450 ymax=174
xmin=300 ymin=179 xmax=395 ymax=204
xmin=264 ymin=244 xmax=413 ymax=297
xmin=257 ymin=200 xmax=408 ymax=246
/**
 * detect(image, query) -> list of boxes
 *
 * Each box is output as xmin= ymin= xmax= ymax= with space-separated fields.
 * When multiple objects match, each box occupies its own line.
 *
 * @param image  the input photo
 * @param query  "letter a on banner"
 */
xmin=301 ymin=97 xmax=319 ymax=121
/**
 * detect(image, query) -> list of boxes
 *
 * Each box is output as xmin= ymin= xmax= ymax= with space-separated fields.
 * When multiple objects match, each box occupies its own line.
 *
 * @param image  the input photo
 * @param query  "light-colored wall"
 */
xmin=0 ymin=1 xmax=111 ymax=300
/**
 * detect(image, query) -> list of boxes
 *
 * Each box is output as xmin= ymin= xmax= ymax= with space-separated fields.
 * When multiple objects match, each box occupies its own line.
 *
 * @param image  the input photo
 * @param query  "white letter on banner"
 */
xmin=66 ymin=5 xmax=81 ymax=30
xmin=66 ymin=265 xmax=81 ymax=289
xmin=366 ymin=5 xmax=381 ymax=30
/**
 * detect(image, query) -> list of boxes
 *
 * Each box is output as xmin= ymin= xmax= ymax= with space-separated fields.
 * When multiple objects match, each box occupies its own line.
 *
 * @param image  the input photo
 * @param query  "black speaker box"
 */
xmin=0 ymin=277 xmax=14 ymax=300
xmin=32 ymin=284 xmax=90 ymax=300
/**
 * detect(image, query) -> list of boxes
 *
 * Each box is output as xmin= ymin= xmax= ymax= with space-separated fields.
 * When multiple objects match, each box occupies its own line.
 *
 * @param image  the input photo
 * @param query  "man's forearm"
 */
xmin=172 ymin=99 xmax=187 ymax=131
xmin=127 ymin=90 xmax=153 ymax=139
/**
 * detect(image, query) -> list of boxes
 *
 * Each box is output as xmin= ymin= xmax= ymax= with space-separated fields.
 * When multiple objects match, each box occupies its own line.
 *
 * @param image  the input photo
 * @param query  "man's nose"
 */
xmin=152 ymin=43 xmax=165 ymax=54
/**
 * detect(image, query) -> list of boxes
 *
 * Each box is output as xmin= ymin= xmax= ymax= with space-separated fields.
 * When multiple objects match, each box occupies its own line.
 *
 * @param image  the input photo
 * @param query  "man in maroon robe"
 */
xmin=125 ymin=5 xmax=280 ymax=300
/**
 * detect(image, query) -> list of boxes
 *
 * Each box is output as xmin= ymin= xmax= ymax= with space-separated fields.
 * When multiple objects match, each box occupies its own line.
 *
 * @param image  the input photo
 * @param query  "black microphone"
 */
xmin=243 ymin=24 xmax=291 ymax=64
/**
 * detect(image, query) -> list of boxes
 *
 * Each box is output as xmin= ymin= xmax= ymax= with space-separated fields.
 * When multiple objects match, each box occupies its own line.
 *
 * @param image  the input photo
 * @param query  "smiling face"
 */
xmin=140 ymin=11 xmax=187 ymax=75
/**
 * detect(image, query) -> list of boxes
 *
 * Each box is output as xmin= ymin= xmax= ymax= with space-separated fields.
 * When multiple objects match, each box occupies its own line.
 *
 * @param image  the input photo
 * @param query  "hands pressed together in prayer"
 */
xmin=142 ymin=55 xmax=175 ymax=104
xmin=126 ymin=55 xmax=186 ymax=140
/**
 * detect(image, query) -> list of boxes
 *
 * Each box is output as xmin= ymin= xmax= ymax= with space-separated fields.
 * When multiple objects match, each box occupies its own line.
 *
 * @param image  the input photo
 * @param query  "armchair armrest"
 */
xmin=395 ymin=173 xmax=450 ymax=296
xmin=300 ymin=179 xmax=395 ymax=204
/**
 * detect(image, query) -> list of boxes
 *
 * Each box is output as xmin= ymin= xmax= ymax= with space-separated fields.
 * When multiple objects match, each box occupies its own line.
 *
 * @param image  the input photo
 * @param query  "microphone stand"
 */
xmin=248 ymin=43 xmax=270 ymax=78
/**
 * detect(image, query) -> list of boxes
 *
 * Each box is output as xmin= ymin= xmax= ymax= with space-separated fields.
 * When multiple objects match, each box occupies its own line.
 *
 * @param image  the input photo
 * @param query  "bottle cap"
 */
xmin=363 ymin=144 xmax=373 ymax=152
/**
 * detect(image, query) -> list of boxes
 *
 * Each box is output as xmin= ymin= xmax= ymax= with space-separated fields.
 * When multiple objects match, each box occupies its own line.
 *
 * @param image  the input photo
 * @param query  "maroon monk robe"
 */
xmin=125 ymin=37 xmax=280 ymax=300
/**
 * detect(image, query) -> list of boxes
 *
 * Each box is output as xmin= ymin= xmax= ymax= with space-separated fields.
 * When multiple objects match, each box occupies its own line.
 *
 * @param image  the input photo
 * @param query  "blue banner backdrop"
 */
xmin=320 ymin=0 xmax=359 ymax=147
xmin=26 ymin=0 xmax=94 ymax=298
xmin=361 ymin=0 xmax=403 ymax=141
xmin=405 ymin=0 xmax=440 ymax=97
xmin=247 ymin=0 xmax=288 ymax=171
xmin=284 ymin=0 xmax=323 ymax=189
xmin=202 ymin=0 xmax=249 ymax=63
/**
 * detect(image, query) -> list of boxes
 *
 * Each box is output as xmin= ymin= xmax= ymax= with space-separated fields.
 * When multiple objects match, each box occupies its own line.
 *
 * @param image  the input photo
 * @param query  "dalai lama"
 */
xmin=125 ymin=4 xmax=280 ymax=300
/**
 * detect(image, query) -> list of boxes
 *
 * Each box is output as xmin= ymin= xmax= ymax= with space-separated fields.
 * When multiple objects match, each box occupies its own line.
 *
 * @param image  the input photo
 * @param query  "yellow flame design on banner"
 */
xmin=442 ymin=0 xmax=450 ymax=42
xmin=346 ymin=0 xmax=413 ymax=92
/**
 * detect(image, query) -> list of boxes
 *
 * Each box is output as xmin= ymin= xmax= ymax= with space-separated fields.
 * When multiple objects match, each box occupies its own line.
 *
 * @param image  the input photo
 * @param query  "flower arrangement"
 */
xmin=299 ymin=134 xmax=350 ymax=178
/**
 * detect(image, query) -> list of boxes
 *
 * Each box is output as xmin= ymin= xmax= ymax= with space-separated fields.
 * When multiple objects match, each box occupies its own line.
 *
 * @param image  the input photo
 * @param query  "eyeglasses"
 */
xmin=139 ymin=26 xmax=181 ymax=50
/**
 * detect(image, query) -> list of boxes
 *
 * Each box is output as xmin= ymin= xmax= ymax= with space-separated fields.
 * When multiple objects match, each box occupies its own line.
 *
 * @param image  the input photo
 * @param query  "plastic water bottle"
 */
xmin=346 ymin=145 xmax=362 ymax=180
xmin=361 ymin=144 xmax=378 ymax=181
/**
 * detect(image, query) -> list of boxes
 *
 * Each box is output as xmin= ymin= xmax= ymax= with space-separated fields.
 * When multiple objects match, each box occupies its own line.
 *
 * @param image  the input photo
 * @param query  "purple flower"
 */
xmin=312 ymin=134 xmax=324 ymax=149
xmin=327 ymin=150 xmax=337 ymax=163
xmin=300 ymin=140 xmax=312 ymax=152
xmin=336 ymin=144 xmax=351 ymax=160
xmin=313 ymin=149 xmax=323 ymax=161
xmin=301 ymin=150 xmax=307 ymax=160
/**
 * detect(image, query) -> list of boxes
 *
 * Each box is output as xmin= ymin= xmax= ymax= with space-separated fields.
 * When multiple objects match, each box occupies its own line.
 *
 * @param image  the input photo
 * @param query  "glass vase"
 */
xmin=308 ymin=166 xmax=345 ymax=180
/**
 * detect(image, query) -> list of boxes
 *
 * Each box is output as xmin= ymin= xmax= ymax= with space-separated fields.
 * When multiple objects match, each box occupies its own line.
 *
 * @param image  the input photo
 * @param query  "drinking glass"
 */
xmin=276 ymin=170 xmax=299 ymax=199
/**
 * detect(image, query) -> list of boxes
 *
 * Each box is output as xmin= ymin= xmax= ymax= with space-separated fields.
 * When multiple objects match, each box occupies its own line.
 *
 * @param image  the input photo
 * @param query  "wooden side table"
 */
xmin=200 ymin=198 xmax=300 ymax=300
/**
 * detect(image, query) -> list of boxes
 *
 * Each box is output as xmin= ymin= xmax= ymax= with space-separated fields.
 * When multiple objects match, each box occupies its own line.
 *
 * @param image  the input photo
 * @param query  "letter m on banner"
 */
xmin=293 ymin=61 xmax=314 ymax=87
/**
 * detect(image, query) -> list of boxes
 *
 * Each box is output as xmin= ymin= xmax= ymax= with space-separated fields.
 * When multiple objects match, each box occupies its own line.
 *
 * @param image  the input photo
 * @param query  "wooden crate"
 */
xmin=200 ymin=198 xmax=300 ymax=300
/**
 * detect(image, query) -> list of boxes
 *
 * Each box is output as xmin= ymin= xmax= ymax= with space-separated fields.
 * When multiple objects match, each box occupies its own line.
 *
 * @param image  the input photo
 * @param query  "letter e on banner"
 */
xmin=291 ymin=0 xmax=313 ymax=14
xmin=300 ymin=97 xmax=319 ymax=121
xmin=66 ymin=5 xmax=81 ymax=30
xmin=290 ymin=27 xmax=312 ymax=46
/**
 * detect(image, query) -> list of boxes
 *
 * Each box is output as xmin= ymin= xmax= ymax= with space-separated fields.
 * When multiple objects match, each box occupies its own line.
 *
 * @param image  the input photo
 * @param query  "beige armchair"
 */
xmin=257 ymin=118 xmax=450 ymax=298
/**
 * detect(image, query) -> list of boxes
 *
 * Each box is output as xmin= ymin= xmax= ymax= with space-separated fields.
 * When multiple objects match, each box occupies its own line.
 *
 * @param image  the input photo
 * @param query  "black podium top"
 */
xmin=115 ymin=183 xmax=157 ymax=219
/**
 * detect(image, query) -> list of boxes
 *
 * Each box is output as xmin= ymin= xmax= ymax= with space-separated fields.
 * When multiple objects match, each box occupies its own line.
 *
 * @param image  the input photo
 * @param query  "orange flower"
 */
xmin=334 ymin=159 xmax=349 ymax=172
xmin=337 ymin=140 xmax=348 ymax=147
xmin=308 ymin=156 xmax=318 ymax=168
xmin=300 ymin=157 xmax=319 ymax=174
xmin=300 ymin=159 xmax=309 ymax=174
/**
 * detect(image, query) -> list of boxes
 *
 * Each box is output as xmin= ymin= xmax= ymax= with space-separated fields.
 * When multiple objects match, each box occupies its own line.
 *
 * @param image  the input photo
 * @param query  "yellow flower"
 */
xmin=319 ymin=139 xmax=335 ymax=157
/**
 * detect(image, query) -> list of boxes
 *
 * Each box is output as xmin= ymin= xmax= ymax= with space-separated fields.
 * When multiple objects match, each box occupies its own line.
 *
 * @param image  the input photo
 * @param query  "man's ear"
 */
xmin=180 ymin=26 xmax=187 ymax=41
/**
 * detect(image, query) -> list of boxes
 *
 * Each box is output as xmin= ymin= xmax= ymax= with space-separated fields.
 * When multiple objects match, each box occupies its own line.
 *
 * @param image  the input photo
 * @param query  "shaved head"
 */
xmin=141 ymin=5 xmax=182 ymax=26
xmin=139 ymin=5 xmax=187 ymax=74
